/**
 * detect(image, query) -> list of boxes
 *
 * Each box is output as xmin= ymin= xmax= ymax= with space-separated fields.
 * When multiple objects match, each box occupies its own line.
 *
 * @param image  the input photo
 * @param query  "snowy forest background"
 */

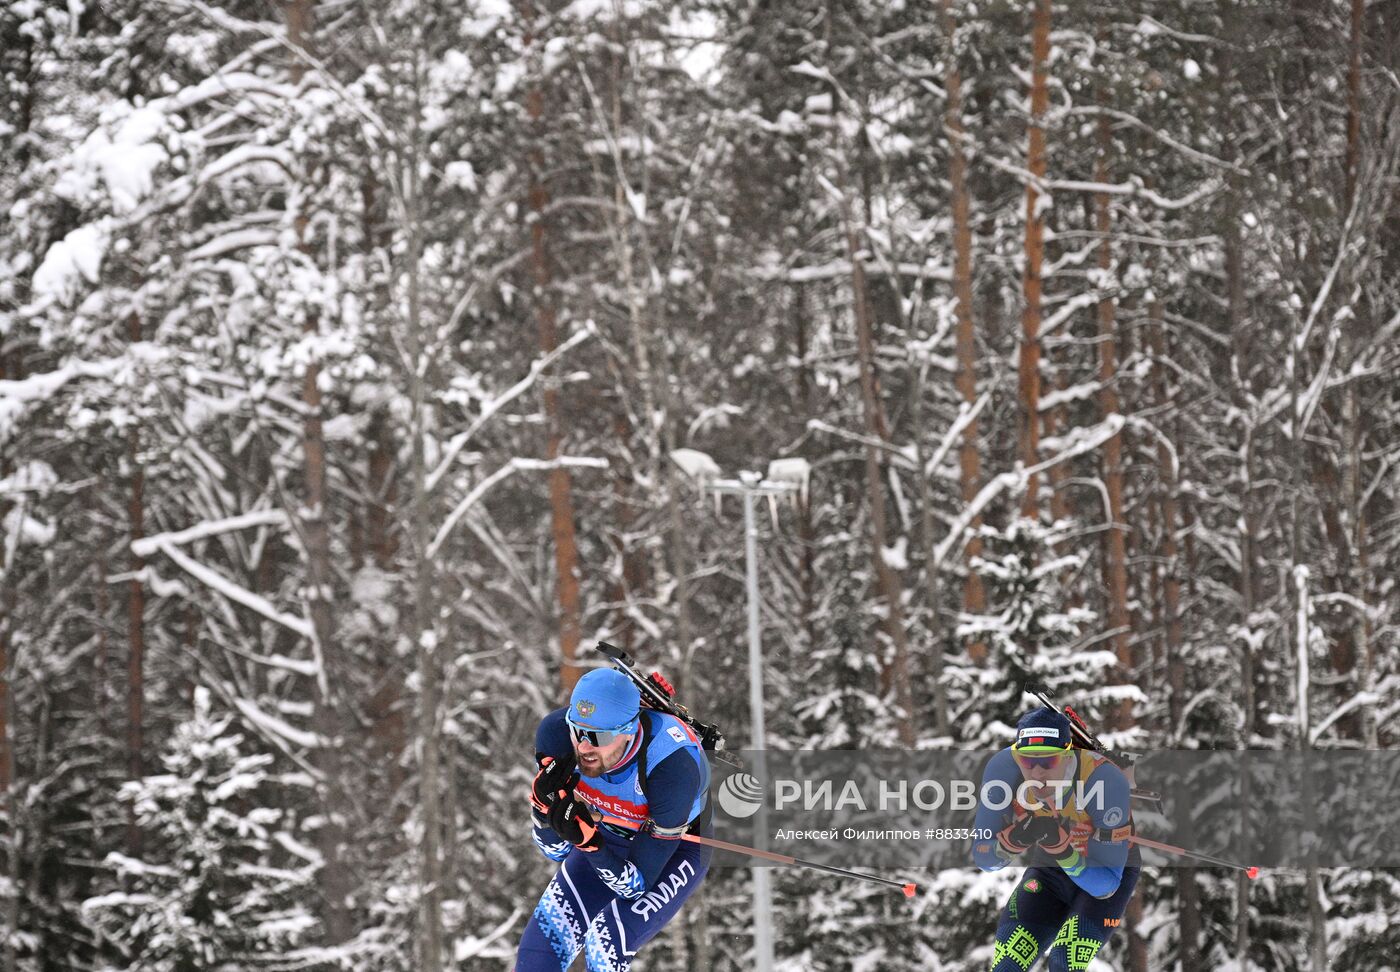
xmin=2 ymin=0 xmax=1398 ymax=969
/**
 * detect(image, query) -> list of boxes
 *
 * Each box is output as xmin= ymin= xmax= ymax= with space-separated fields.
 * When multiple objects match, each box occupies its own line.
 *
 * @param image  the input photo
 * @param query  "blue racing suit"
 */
xmin=515 ymin=708 xmax=712 ymax=972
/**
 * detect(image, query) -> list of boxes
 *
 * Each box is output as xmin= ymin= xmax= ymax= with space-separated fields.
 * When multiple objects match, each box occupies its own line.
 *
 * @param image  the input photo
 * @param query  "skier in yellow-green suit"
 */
xmin=972 ymin=707 xmax=1141 ymax=971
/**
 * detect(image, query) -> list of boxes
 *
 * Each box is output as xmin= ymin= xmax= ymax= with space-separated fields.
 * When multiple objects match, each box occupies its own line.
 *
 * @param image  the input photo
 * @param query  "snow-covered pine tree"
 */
xmin=777 ymin=530 xmax=929 ymax=970
xmin=82 ymin=687 xmax=322 ymax=971
xmin=793 ymin=534 xmax=889 ymax=750
xmin=953 ymin=517 xmax=1110 ymax=746
xmin=922 ymin=517 xmax=1125 ymax=970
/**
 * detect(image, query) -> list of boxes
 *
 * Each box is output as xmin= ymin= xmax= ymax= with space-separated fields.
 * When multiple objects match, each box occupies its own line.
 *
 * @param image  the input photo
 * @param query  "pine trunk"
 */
xmin=912 ymin=338 xmax=951 ymax=738
xmin=285 ymin=0 xmax=352 ymax=945
xmin=94 ymin=506 xmax=111 ymax=737
xmin=1288 ymin=152 xmax=1327 ymax=972
xmin=1043 ymin=366 xmax=1073 ymax=528
xmin=1151 ymin=301 xmax=1200 ymax=966
xmin=1018 ymin=0 xmax=1051 ymax=519
xmin=523 ymin=1 xmax=584 ymax=694
xmin=2 ymin=53 xmax=31 ymax=967
xmin=792 ymin=284 xmax=819 ymax=660
xmin=824 ymin=42 xmax=915 ymax=745
xmin=360 ymin=175 xmax=406 ymax=797
xmin=1345 ymin=0 xmax=1363 ymax=207
xmin=608 ymin=33 xmax=662 ymax=648
xmin=848 ymin=234 xmax=915 ymax=746
xmin=941 ymin=0 xmax=988 ymax=665
xmin=1093 ymin=118 xmax=1133 ymax=730
xmin=1341 ymin=0 xmax=1371 ymax=744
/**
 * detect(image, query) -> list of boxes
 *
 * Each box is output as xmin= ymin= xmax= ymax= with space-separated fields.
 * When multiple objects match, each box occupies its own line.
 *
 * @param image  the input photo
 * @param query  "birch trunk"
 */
xmin=125 ymin=309 xmax=146 ymax=856
xmin=401 ymin=53 xmax=445 ymax=972
xmin=0 ymin=349 xmax=17 ymax=972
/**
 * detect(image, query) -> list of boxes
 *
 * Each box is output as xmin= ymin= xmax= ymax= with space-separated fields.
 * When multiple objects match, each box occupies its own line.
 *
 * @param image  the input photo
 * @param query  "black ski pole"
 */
xmin=1130 ymin=834 xmax=1260 ymax=878
xmin=599 ymin=815 xmax=919 ymax=898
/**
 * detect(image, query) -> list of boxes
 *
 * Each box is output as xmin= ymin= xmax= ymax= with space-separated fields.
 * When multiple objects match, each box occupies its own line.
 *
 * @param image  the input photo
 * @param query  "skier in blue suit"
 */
xmin=972 ymin=707 xmax=1142 ymax=972
xmin=514 ymin=668 xmax=712 ymax=971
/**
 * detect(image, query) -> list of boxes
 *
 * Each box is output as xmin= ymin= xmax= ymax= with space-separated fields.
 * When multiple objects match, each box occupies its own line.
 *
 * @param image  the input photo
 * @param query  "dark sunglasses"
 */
xmin=1013 ymin=750 xmax=1071 ymax=770
xmin=566 ymin=718 xmax=636 ymax=748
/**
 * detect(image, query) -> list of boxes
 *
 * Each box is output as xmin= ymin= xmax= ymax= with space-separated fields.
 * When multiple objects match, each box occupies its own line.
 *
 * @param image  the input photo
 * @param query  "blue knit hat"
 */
xmin=1012 ymin=707 xmax=1073 ymax=752
xmin=568 ymin=669 xmax=641 ymax=731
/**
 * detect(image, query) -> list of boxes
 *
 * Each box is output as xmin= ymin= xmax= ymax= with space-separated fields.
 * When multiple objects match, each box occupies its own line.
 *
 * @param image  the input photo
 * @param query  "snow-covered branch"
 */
xmin=923 ymin=393 xmax=991 ymax=479
xmin=147 ymin=540 xmax=315 ymax=641
xmin=131 ymin=510 xmax=289 ymax=558
xmin=1310 ymin=692 xmax=1382 ymax=746
xmin=932 ymin=416 xmax=1126 ymax=571
xmin=1039 ymin=290 xmax=1103 ymax=338
xmin=426 ymin=321 xmax=597 ymax=494
xmin=751 ymin=258 xmax=952 ymax=285
xmin=233 ymin=697 xmax=322 ymax=750
xmin=980 ymin=154 xmax=1223 ymax=210
xmin=0 ymin=357 xmax=126 ymax=441
xmin=1048 ymin=176 xmax=1223 ymax=211
xmin=806 ymin=420 xmax=919 ymax=469
xmin=1039 ymin=379 xmax=1103 ymax=413
xmin=1065 ymin=106 xmax=1247 ymax=173
xmin=427 ymin=456 xmax=609 ymax=560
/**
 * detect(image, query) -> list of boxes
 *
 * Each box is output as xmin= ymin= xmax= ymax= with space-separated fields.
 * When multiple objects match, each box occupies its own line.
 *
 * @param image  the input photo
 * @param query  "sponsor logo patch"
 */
xmin=1019 ymin=726 xmax=1061 ymax=739
xmin=1104 ymin=917 xmax=1121 ymax=927
xmin=1110 ymin=825 xmax=1132 ymax=842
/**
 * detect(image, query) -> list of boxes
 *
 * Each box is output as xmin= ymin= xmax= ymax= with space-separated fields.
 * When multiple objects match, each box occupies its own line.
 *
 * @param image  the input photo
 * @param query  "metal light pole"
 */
xmin=705 ymin=469 xmax=801 ymax=972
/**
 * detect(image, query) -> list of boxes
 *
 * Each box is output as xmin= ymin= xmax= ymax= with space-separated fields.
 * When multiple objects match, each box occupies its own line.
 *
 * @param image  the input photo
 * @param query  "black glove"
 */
xmin=998 ymin=814 xmax=1066 ymax=854
xmin=1036 ymin=817 xmax=1074 ymax=857
xmin=547 ymin=791 xmax=603 ymax=852
xmin=529 ymin=752 xmax=577 ymax=816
